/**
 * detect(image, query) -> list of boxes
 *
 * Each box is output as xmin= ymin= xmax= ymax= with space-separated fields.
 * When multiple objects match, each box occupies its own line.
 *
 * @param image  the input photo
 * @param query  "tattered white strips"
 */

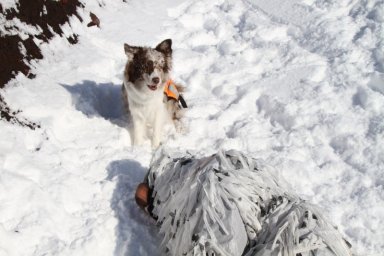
xmin=148 ymin=148 xmax=351 ymax=256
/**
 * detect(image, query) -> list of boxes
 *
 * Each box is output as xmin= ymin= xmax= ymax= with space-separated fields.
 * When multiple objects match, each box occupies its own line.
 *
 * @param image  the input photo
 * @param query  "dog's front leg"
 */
xmin=132 ymin=115 xmax=145 ymax=146
xmin=151 ymin=114 xmax=164 ymax=148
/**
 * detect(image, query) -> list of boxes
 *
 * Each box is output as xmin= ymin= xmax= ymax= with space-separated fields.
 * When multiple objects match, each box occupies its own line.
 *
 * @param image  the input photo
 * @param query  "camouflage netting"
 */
xmin=147 ymin=149 xmax=352 ymax=256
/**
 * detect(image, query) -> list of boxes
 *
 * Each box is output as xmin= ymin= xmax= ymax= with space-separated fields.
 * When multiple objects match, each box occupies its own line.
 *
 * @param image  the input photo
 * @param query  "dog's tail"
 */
xmin=173 ymin=82 xmax=185 ymax=93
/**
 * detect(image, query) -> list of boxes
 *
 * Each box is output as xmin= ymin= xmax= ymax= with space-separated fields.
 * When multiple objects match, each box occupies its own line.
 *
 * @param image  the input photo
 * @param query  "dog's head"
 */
xmin=124 ymin=39 xmax=172 ymax=92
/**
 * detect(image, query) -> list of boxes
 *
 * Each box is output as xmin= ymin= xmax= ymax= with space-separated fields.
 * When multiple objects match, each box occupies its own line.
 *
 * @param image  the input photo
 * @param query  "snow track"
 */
xmin=0 ymin=0 xmax=383 ymax=255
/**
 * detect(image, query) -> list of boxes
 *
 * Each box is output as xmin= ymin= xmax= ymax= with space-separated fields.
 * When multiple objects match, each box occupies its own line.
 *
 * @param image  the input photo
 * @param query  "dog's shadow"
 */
xmin=62 ymin=80 xmax=127 ymax=128
xmin=106 ymin=159 xmax=160 ymax=256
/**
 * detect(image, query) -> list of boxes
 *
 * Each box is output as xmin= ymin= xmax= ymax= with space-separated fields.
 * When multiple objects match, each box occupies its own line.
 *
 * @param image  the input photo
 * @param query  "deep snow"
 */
xmin=0 ymin=0 xmax=383 ymax=255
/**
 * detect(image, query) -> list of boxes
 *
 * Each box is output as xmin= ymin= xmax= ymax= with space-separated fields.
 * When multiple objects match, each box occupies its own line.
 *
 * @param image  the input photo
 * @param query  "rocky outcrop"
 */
xmin=0 ymin=0 xmax=83 ymax=128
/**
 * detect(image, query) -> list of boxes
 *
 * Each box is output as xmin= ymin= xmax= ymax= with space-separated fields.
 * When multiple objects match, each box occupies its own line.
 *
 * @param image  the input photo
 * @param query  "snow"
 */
xmin=0 ymin=0 xmax=383 ymax=255
xmin=0 ymin=0 xmax=19 ymax=11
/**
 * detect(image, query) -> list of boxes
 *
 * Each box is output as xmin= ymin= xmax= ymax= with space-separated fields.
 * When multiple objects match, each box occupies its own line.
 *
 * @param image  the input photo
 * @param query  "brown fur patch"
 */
xmin=126 ymin=48 xmax=149 ymax=83
xmin=124 ymin=42 xmax=172 ymax=84
xmin=121 ymin=84 xmax=131 ymax=119
xmin=155 ymin=39 xmax=172 ymax=73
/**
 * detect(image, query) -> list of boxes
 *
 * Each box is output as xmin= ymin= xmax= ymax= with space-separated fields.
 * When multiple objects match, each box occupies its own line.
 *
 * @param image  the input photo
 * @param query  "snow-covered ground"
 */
xmin=1 ymin=0 xmax=383 ymax=255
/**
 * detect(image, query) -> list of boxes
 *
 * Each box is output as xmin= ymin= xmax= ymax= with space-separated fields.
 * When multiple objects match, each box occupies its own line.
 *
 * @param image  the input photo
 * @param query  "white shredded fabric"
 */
xmin=146 ymin=148 xmax=352 ymax=256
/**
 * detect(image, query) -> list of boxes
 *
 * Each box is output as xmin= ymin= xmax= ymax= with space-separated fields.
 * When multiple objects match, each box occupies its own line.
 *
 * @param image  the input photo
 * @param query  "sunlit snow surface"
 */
xmin=0 ymin=0 xmax=383 ymax=255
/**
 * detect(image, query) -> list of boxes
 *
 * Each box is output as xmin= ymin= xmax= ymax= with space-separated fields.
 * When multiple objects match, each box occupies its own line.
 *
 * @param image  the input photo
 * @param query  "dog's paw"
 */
xmin=151 ymin=137 xmax=162 ymax=149
xmin=132 ymin=137 xmax=145 ymax=147
xmin=151 ymin=141 xmax=163 ymax=150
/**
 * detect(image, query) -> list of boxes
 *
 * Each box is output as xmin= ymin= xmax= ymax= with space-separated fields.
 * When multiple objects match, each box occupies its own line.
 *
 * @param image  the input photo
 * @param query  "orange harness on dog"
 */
xmin=164 ymin=79 xmax=188 ymax=108
xmin=164 ymin=79 xmax=179 ymax=101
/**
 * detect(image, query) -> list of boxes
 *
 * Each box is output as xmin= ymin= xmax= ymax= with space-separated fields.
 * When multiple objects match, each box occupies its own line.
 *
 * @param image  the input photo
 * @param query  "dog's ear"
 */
xmin=124 ymin=43 xmax=139 ymax=58
xmin=155 ymin=39 xmax=172 ymax=54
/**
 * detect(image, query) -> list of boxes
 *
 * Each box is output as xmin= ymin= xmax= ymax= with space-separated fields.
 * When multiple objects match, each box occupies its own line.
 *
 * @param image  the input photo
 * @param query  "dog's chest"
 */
xmin=129 ymin=95 xmax=167 ymax=123
xmin=141 ymin=100 xmax=164 ymax=121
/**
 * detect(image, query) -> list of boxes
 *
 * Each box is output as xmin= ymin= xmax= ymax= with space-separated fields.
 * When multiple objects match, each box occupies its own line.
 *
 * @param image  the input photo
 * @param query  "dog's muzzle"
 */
xmin=147 ymin=84 xmax=157 ymax=91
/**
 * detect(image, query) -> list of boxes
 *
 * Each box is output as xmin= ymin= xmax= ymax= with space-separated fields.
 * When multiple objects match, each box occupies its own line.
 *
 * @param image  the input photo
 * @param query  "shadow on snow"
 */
xmin=61 ymin=80 xmax=127 ymax=128
xmin=106 ymin=159 xmax=160 ymax=256
xmin=63 ymin=81 xmax=157 ymax=254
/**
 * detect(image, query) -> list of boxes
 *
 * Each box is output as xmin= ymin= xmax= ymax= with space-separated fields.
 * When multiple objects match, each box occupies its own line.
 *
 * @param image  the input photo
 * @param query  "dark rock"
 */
xmin=87 ymin=12 xmax=100 ymax=27
xmin=0 ymin=0 xmax=85 ymax=128
xmin=0 ymin=0 xmax=83 ymax=87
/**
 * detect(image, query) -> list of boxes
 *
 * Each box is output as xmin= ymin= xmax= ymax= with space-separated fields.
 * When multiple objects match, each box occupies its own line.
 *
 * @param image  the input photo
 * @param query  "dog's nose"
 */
xmin=152 ymin=77 xmax=160 ymax=84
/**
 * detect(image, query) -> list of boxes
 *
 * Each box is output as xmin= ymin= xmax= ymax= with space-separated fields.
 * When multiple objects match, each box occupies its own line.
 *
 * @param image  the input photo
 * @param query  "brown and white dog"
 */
xmin=122 ymin=39 xmax=186 ymax=148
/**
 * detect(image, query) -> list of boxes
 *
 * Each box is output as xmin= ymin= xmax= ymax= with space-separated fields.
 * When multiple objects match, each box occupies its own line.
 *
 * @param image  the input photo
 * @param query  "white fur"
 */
xmin=123 ymin=78 xmax=171 ymax=148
